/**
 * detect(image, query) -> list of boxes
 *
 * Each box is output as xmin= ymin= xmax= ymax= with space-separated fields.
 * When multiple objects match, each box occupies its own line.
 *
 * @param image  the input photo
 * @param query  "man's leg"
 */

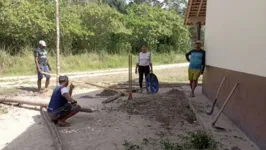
xmin=191 ymin=80 xmax=197 ymax=97
xmin=43 ymin=66 xmax=51 ymax=90
xmin=37 ymin=67 xmax=43 ymax=91
xmin=58 ymin=104 xmax=81 ymax=126
xmin=188 ymin=69 xmax=193 ymax=90
xmin=37 ymin=79 xmax=42 ymax=91
xmin=45 ymin=78 xmax=50 ymax=89
xmin=189 ymin=80 xmax=193 ymax=89
xmin=190 ymin=70 xmax=201 ymax=97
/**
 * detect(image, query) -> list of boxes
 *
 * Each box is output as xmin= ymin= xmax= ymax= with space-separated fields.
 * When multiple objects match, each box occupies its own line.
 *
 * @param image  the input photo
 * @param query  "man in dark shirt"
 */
xmin=185 ymin=40 xmax=206 ymax=97
xmin=47 ymin=75 xmax=81 ymax=127
xmin=34 ymin=40 xmax=51 ymax=92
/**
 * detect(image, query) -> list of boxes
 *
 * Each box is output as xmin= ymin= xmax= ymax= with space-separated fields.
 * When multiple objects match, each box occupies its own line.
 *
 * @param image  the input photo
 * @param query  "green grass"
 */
xmin=161 ymin=131 xmax=218 ymax=150
xmin=0 ymin=49 xmax=186 ymax=77
xmin=0 ymin=109 xmax=8 ymax=114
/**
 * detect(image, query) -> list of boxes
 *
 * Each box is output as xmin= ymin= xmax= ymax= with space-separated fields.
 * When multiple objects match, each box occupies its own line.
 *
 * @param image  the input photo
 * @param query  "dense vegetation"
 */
xmin=0 ymin=0 xmax=190 ymax=55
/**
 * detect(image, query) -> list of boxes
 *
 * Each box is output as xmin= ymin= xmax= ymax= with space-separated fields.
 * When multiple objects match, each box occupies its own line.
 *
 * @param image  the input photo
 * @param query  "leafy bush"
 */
xmin=0 ymin=0 xmax=190 ymax=55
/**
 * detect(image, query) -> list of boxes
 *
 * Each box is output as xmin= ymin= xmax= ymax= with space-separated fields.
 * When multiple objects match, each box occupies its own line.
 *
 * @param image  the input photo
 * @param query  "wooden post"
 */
xmin=55 ymin=0 xmax=60 ymax=84
xmin=128 ymin=54 xmax=133 ymax=100
xmin=196 ymin=22 xmax=201 ymax=41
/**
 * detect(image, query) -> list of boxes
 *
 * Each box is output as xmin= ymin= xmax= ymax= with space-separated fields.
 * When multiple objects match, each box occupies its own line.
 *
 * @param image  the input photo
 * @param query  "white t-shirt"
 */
xmin=137 ymin=52 xmax=151 ymax=66
xmin=61 ymin=87 xmax=69 ymax=95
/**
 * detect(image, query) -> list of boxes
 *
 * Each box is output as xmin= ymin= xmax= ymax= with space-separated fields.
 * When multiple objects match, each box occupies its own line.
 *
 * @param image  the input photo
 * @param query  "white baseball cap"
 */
xmin=39 ymin=40 xmax=46 ymax=47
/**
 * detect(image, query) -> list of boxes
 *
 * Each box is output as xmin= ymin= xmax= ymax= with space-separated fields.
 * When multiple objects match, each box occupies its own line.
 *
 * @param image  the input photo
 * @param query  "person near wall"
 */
xmin=34 ymin=40 xmax=51 ymax=92
xmin=185 ymin=40 xmax=206 ymax=97
xmin=135 ymin=44 xmax=153 ymax=93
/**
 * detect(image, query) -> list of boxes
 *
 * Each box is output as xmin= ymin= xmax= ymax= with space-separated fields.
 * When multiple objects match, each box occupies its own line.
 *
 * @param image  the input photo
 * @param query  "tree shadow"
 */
xmin=16 ymin=86 xmax=39 ymax=92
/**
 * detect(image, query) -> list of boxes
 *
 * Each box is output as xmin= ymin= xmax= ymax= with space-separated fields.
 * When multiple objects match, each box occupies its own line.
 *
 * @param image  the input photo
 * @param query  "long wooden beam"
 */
xmin=197 ymin=0 xmax=204 ymax=17
xmin=0 ymin=96 xmax=95 ymax=113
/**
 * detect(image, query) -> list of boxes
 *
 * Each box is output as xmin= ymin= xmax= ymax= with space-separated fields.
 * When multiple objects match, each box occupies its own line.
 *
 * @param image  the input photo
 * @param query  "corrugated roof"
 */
xmin=184 ymin=0 xmax=207 ymax=26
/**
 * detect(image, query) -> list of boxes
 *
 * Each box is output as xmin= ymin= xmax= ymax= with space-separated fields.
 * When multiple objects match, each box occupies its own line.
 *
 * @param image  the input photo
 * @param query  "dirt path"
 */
xmin=0 ymin=63 xmax=188 ymax=83
xmin=0 ymin=66 xmax=256 ymax=150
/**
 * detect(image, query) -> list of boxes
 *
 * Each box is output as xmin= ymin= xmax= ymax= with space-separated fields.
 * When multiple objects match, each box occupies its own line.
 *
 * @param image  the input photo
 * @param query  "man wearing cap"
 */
xmin=185 ymin=40 xmax=206 ymax=97
xmin=47 ymin=75 xmax=81 ymax=127
xmin=34 ymin=40 xmax=51 ymax=92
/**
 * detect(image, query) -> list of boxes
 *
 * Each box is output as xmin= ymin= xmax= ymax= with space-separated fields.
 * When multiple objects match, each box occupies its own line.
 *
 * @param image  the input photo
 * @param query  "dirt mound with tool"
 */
xmin=119 ymin=89 xmax=197 ymax=126
xmin=96 ymin=89 xmax=118 ymax=97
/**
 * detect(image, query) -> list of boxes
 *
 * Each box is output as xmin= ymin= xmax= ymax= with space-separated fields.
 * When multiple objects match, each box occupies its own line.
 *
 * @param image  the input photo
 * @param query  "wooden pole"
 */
xmin=196 ymin=22 xmax=201 ymax=41
xmin=128 ymin=54 xmax=133 ymax=100
xmin=55 ymin=0 xmax=60 ymax=84
xmin=207 ymin=76 xmax=227 ymax=115
xmin=212 ymin=83 xmax=239 ymax=127
xmin=0 ymin=96 xmax=95 ymax=113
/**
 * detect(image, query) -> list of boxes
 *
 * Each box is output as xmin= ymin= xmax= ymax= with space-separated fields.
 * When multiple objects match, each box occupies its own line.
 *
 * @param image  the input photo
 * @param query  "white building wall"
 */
xmin=205 ymin=0 xmax=266 ymax=77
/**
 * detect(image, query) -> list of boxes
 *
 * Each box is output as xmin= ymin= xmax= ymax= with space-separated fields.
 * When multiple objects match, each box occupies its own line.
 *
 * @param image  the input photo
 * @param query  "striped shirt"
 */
xmin=137 ymin=52 xmax=152 ymax=66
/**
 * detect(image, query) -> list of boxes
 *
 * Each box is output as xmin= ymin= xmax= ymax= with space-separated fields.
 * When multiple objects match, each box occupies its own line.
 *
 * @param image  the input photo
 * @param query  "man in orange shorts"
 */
xmin=185 ymin=40 xmax=206 ymax=97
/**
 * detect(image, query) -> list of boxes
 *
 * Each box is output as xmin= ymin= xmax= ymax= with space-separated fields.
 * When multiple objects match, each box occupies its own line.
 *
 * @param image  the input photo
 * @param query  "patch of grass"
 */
xmin=0 ymin=108 xmax=8 ymax=114
xmin=0 ymin=48 xmax=186 ymax=77
xmin=161 ymin=131 xmax=218 ymax=150
xmin=123 ymin=139 xmax=150 ymax=150
xmin=123 ymin=140 xmax=141 ymax=150
xmin=161 ymin=139 xmax=183 ymax=150
xmin=188 ymin=131 xmax=218 ymax=150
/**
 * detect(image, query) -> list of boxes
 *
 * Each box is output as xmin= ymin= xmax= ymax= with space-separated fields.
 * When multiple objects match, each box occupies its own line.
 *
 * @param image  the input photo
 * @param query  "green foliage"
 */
xmin=0 ymin=109 xmax=8 ymax=114
xmin=123 ymin=140 xmax=141 ymax=150
xmin=125 ymin=4 xmax=190 ymax=53
xmin=0 ymin=0 xmax=190 ymax=55
xmin=161 ymin=131 xmax=218 ymax=150
xmin=0 ymin=47 xmax=186 ymax=76
xmin=188 ymin=131 xmax=217 ymax=150
xmin=162 ymin=140 xmax=183 ymax=150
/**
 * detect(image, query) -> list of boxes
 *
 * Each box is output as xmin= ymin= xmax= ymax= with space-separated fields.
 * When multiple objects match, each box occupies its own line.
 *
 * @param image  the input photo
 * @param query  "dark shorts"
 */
xmin=48 ymin=103 xmax=81 ymax=121
xmin=37 ymin=65 xmax=51 ymax=80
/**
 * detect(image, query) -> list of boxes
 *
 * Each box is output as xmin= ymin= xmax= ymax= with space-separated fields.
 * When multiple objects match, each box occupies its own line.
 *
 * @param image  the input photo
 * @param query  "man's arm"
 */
xmin=185 ymin=51 xmax=192 ymax=62
xmin=63 ymin=93 xmax=75 ymax=102
xmin=34 ymin=50 xmax=41 ymax=72
xmin=61 ymin=87 xmax=76 ymax=104
xmin=201 ymin=51 xmax=206 ymax=74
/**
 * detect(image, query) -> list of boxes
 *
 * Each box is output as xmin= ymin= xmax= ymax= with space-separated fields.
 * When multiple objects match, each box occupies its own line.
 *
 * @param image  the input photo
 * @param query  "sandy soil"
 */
xmin=0 ymin=66 xmax=257 ymax=150
xmin=0 ymin=85 xmax=203 ymax=150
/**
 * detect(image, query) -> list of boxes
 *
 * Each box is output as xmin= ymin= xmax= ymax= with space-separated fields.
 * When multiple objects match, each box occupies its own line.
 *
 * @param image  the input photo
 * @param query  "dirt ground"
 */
xmin=0 ymin=66 xmax=257 ymax=150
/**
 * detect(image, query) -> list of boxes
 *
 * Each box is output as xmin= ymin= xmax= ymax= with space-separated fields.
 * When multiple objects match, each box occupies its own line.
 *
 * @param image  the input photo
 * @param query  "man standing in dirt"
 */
xmin=34 ymin=40 xmax=51 ymax=92
xmin=185 ymin=40 xmax=205 ymax=97
xmin=47 ymin=75 xmax=81 ymax=127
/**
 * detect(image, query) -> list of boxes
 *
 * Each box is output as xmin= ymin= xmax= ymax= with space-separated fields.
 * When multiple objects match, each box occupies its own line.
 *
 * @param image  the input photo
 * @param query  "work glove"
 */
xmin=70 ymin=100 xmax=77 ymax=105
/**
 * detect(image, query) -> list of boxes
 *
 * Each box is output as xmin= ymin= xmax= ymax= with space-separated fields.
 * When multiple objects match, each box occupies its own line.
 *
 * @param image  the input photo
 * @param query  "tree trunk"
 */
xmin=55 ymin=0 xmax=60 ymax=84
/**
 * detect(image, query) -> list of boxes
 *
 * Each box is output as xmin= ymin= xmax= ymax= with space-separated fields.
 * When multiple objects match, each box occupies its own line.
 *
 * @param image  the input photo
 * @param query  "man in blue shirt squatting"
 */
xmin=185 ymin=40 xmax=206 ymax=97
xmin=47 ymin=75 xmax=81 ymax=127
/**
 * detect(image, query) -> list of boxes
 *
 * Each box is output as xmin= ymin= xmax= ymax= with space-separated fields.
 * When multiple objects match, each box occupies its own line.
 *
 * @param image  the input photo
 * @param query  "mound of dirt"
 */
xmin=119 ymin=89 xmax=196 ymax=125
xmin=96 ymin=89 xmax=118 ymax=97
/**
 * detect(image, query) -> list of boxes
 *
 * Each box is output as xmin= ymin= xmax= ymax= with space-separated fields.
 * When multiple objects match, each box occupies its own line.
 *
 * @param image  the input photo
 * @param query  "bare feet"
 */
xmin=58 ymin=120 xmax=70 ymax=127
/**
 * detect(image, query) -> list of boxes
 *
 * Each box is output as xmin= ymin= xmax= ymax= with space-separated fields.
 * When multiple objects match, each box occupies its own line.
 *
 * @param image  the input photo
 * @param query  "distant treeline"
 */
xmin=0 ymin=0 xmax=191 ymax=54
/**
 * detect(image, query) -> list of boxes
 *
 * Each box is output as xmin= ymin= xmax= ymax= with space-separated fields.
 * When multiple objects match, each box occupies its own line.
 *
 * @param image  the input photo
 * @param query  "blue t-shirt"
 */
xmin=185 ymin=49 xmax=206 ymax=70
xmin=47 ymin=86 xmax=68 ymax=114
